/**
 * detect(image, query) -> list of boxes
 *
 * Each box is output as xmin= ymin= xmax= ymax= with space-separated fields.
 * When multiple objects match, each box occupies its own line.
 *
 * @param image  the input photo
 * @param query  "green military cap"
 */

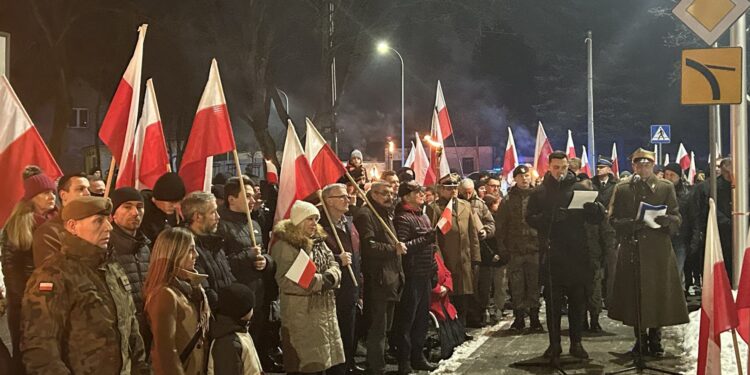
xmin=62 ymin=196 xmax=113 ymax=221
xmin=439 ymin=173 xmax=461 ymax=187
xmin=629 ymin=148 xmax=656 ymax=164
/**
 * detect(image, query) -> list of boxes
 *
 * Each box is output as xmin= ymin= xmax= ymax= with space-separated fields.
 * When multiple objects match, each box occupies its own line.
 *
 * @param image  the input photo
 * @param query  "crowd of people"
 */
xmin=0 ymin=145 xmax=719 ymax=374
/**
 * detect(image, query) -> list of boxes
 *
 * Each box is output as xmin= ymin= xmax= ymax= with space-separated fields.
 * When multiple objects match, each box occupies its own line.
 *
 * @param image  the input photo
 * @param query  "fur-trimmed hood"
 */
xmin=273 ymin=219 xmax=328 ymax=251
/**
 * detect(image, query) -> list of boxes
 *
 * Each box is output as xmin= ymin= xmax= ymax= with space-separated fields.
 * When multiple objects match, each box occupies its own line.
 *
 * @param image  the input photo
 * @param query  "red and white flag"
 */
xmin=698 ymin=198 xmax=739 ymax=375
xmin=566 ymin=130 xmax=576 ymax=159
xmin=412 ymin=132 xmax=437 ymax=186
xmin=677 ymin=143 xmax=690 ymax=170
xmin=581 ymin=145 xmax=591 ymax=177
xmin=305 ymin=118 xmax=346 ymax=186
xmin=274 ymin=121 xmax=321 ymax=224
xmin=134 ymin=79 xmax=170 ymax=190
xmin=502 ymin=127 xmax=519 ymax=183
xmin=429 ymin=109 xmax=451 ymax=179
xmin=664 ymin=153 xmax=670 ymax=165
xmin=98 ymin=24 xmax=147 ymax=189
xmin=404 ymin=142 xmax=416 ymax=168
xmin=737 ymin=229 xmax=750 ymax=345
xmin=179 ymin=59 xmax=237 ymax=193
xmin=434 ymin=80 xmax=453 ymax=140
xmin=688 ymin=151 xmax=697 ymax=185
xmin=265 ymin=159 xmax=278 ymax=184
xmin=611 ymin=142 xmax=620 ymax=177
xmin=533 ymin=122 xmax=553 ymax=177
xmin=436 ymin=198 xmax=454 ymax=234
xmin=0 ymin=75 xmax=62 ymax=226
xmin=285 ymin=249 xmax=317 ymax=289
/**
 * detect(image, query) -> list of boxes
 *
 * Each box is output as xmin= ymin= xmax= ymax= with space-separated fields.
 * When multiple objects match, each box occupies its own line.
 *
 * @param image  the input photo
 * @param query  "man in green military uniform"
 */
xmin=608 ymin=148 xmax=689 ymax=356
xmin=21 ymin=196 xmax=149 ymax=375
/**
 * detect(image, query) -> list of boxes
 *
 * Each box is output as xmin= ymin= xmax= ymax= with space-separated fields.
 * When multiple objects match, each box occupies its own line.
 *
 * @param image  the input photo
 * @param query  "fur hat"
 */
xmin=290 ymin=200 xmax=320 ymax=226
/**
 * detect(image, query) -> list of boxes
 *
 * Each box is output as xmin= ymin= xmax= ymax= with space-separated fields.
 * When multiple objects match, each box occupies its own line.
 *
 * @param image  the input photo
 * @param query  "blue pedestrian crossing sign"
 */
xmin=650 ymin=125 xmax=671 ymax=144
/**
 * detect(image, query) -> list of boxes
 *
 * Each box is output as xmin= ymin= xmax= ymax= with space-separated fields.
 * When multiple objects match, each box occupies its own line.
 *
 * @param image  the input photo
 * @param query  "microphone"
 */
xmin=631 ymin=174 xmax=641 ymax=183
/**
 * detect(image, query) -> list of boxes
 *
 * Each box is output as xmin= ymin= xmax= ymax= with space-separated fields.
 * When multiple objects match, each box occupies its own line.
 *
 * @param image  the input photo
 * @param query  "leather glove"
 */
xmin=321 ymin=272 xmax=336 ymax=290
xmin=654 ymin=215 xmax=673 ymax=228
xmin=583 ymin=202 xmax=602 ymax=216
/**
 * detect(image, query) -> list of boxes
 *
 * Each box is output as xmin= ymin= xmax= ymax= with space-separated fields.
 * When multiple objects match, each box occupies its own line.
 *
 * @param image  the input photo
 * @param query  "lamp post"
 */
xmin=377 ymin=41 xmax=405 ymax=163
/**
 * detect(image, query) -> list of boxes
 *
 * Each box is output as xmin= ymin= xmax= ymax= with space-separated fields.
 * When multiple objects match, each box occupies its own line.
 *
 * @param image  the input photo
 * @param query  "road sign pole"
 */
xmin=730 ymin=15 xmax=747 ymax=288
xmin=586 ymin=31 xmax=595 ymax=164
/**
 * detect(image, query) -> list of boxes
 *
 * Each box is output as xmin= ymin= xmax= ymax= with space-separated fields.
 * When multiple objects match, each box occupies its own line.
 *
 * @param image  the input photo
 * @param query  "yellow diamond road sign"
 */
xmin=673 ymin=0 xmax=750 ymax=45
xmin=681 ymin=47 xmax=742 ymax=105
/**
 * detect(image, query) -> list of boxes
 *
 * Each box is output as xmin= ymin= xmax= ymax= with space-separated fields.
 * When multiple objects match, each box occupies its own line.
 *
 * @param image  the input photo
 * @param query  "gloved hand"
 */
xmin=321 ymin=272 xmax=336 ymax=290
xmin=654 ymin=215 xmax=673 ymax=228
xmin=583 ymin=202 xmax=603 ymax=216
xmin=553 ymin=207 xmax=569 ymax=222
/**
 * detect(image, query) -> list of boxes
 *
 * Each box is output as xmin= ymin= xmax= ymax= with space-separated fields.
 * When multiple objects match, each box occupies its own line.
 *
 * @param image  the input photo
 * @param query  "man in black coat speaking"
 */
xmin=526 ymin=151 xmax=606 ymax=363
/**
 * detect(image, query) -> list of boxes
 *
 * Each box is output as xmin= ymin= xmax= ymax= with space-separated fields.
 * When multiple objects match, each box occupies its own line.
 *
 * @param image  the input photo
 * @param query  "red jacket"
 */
xmin=431 ymin=252 xmax=458 ymax=321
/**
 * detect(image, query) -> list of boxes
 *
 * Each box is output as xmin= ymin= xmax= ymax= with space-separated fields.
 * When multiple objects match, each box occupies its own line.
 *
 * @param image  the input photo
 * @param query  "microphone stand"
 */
xmin=607 ymin=176 xmax=681 ymax=375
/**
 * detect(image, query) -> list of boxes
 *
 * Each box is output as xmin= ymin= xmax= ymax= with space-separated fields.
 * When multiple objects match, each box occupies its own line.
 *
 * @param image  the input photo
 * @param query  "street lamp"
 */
xmin=376 ymin=41 xmax=405 ymax=163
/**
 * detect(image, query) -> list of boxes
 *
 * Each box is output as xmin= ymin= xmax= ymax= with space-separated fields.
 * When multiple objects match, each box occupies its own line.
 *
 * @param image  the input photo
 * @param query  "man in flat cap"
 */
xmin=608 ymin=148 xmax=688 ymax=357
xmin=426 ymin=173 xmax=480 ymax=328
xmin=21 ymin=196 xmax=148 ymax=375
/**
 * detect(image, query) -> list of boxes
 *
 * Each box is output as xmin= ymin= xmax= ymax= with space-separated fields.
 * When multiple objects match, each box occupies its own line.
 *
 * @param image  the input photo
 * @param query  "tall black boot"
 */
xmin=648 ymin=328 xmax=664 ymax=357
xmin=510 ymin=310 xmax=526 ymax=331
xmin=529 ymin=308 xmax=544 ymax=332
xmin=630 ymin=328 xmax=650 ymax=357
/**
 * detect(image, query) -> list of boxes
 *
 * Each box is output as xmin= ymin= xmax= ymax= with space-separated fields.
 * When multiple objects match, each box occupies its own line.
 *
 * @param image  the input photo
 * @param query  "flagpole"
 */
xmin=103 ymin=157 xmax=117 ymax=198
xmin=232 ymin=149 xmax=258 ymax=248
xmin=317 ymin=191 xmax=358 ymax=287
xmin=731 ymin=329 xmax=744 ymax=375
xmin=345 ymin=172 xmax=400 ymax=243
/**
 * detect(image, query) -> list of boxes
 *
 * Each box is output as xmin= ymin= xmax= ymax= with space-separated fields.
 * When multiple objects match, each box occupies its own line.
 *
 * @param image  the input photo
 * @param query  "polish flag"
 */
xmin=98 ymin=24 xmax=147 ymax=189
xmin=436 ymin=198 xmax=454 ymax=235
xmin=502 ymin=127 xmax=519 ymax=183
xmin=677 ymin=143 xmax=690 ymax=170
xmin=412 ymin=133 xmax=437 ymax=186
xmin=737 ymin=229 xmax=750 ymax=344
xmin=698 ymin=198 xmax=739 ymax=375
xmin=179 ymin=59 xmax=237 ymax=193
xmin=133 ymin=79 xmax=170 ymax=190
xmin=688 ymin=152 xmax=697 ymax=185
xmin=403 ymin=142 xmax=416 ymax=168
xmin=0 ymin=75 xmax=62 ymax=226
xmin=265 ymin=159 xmax=278 ymax=184
xmin=305 ymin=118 xmax=346 ymax=186
xmin=429 ymin=109 xmax=451 ymax=179
xmin=566 ymin=130 xmax=576 ymax=159
xmin=581 ymin=145 xmax=591 ymax=177
xmin=285 ymin=248 xmax=317 ymax=289
xmin=533 ymin=122 xmax=553 ymax=177
xmin=611 ymin=143 xmax=620 ymax=177
xmin=434 ymin=80 xmax=453 ymax=140
xmin=274 ymin=121 xmax=321 ymax=224
xmin=664 ymin=153 xmax=670 ymax=165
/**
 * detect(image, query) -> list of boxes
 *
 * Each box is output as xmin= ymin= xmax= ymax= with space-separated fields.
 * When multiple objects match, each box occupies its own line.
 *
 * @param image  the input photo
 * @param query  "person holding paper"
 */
xmin=607 ymin=148 xmax=688 ymax=357
xmin=271 ymin=200 xmax=345 ymax=374
xmin=526 ymin=151 xmax=606 ymax=362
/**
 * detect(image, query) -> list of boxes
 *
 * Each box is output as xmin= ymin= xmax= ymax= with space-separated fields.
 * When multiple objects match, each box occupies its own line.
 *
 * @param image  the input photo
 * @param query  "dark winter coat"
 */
xmin=426 ymin=197 xmax=481 ymax=295
xmin=525 ymin=171 xmax=606 ymax=287
xmin=320 ymin=213 xmax=362 ymax=303
xmin=140 ymin=190 xmax=178 ymax=245
xmin=0 ymin=232 xmax=34 ymax=300
xmin=353 ymin=195 xmax=404 ymax=302
xmin=672 ymin=180 xmax=693 ymax=244
xmin=207 ymin=315 xmax=262 ymax=375
xmin=192 ymin=231 xmax=237 ymax=311
xmin=591 ymin=173 xmax=618 ymax=208
xmin=496 ymin=186 xmax=538 ymax=256
xmin=217 ymin=206 xmax=273 ymax=311
xmin=607 ymin=174 xmax=689 ymax=328
xmin=109 ymin=224 xmax=151 ymax=336
xmin=393 ymin=202 xmax=438 ymax=279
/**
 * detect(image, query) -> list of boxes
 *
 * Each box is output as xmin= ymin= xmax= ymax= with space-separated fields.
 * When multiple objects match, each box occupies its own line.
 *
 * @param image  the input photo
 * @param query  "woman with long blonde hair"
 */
xmin=144 ymin=227 xmax=210 ymax=375
xmin=0 ymin=166 xmax=56 ymax=371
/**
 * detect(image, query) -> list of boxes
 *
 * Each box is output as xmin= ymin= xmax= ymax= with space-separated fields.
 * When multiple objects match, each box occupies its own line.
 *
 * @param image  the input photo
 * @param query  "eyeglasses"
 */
xmin=327 ymin=195 xmax=351 ymax=201
xmin=373 ymin=191 xmax=393 ymax=197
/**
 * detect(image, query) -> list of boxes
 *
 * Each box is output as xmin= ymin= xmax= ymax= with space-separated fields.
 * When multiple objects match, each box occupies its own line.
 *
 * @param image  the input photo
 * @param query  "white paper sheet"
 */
xmin=567 ymin=190 xmax=599 ymax=209
xmin=637 ymin=202 xmax=668 ymax=229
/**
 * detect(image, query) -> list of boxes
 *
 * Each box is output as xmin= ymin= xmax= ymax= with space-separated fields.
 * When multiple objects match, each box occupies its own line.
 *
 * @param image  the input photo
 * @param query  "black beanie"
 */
xmin=664 ymin=163 xmax=683 ymax=178
xmin=153 ymin=172 xmax=186 ymax=202
xmin=111 ymin=187 xmax=143 ymax=213
xmin=218 ymin=283 xmax=255 ymax=320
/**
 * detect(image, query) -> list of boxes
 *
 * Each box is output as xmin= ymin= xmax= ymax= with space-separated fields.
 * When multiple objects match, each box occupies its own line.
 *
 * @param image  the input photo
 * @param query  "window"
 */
xmin=70 ymin=108 xmax=89 ymax=129
xmin=462 ymin=157 xmax=475 ymax=173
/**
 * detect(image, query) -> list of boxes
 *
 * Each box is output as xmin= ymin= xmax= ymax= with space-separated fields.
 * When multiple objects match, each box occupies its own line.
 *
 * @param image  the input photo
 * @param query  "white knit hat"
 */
xmin=350 ymin=149 xmax=363 ymax=160
xmin=290 ymin=200 xmax=320 ymax=226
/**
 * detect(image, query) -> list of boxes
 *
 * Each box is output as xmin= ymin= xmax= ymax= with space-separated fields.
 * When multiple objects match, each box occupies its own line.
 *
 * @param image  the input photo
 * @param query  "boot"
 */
xmin=630 ymin=331 xmax=650 ymax=357
xmin=589 ymin=314 xmax=603 ymax=333
xmin=543 ymin=343 xmax=562 ymax=359
xmin=411 ymin=355 xmax=438 ymax=371
xmin=529 ymin=309 xmax=544 ymax=332
xmin=569 ymin=341 xmax=589 ymax=359
xmin=648 ymin=328 xmax=665 ymax=357
xmin=510 ymin=310 xmax=526 ymax=331
xmin=397 ymin=362 xmax=414 ymax=375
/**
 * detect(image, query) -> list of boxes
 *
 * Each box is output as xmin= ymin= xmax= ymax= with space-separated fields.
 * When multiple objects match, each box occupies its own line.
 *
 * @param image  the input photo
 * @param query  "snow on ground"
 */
xmin=432 ymin=318 xmax=513 ymax=374
xmin=679 ymin=295 xmax=747 ymax=374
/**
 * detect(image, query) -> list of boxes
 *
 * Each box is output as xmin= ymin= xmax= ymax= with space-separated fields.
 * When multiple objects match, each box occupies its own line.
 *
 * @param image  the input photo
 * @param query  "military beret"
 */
xmin=439 ymin=173 xmax=461 ymax=187
xmin=513 ymin=165 xmax=530 ymax=177
xmin=62 ymin=196 xmax=113 ymax=221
